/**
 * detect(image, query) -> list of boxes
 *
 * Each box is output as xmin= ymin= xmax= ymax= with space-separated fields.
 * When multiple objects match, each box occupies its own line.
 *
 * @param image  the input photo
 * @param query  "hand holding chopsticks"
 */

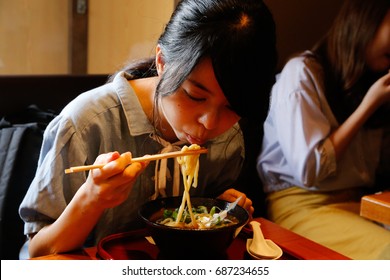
xmin=64 ymin=148 xmax=208 ymax=174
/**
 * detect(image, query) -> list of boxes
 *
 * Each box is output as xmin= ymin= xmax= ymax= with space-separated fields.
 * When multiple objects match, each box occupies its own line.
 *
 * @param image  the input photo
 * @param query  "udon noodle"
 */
xmin=157 ymin=205 xmax=239 ymax=229
xmin=156 ymin=144 xmax=238 ymax=229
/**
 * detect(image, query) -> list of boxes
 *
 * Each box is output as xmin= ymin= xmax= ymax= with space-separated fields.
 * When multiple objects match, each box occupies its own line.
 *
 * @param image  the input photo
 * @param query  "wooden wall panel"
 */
xmin=0 ymin=0 xmax=173 ymax=75
xmin=69 ymin=0 xmax=88 ymax=74
xmin=0 ymin=0 xmax=342 ymax=75
xmin=0 ymin=0 xmax=69 ymax=74
xmin=87 ymin=0 xmax=174 ymax=74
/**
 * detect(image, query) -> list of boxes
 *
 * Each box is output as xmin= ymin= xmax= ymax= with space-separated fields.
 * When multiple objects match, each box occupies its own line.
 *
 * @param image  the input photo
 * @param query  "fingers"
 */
xmin=380 ymin=71 xmax=390 ymax=85
xmin=85 ymin=152 xmax=149 ymax=209
xmin=94 ymin=151 xmax=121 ymax=165
xmin=90 ymin=152 xmax=149 ymax=192
xmin=385 ymin=71 xmax=390 ymax=86
xmin=91 ymin=152 xmax=133 ymax=181
xmin=217 ymin=188 xmax=254 ymax=216
xmin=240 ymin=195 xmax=254 ymax=217
xmin=218 ymin=188 xmax=243 ymax=201
xmin=104 ymin=161 xmax=148 ymax=188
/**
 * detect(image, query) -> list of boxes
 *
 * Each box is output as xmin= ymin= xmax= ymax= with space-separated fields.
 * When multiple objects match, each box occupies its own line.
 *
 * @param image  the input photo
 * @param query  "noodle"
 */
xmin=158 ymin=205 xmax=239 ymax=229
xmin=175 ymin=144 xmax=201 ymax=228
xmin=155 ymin=144 xmax=238 ymax=229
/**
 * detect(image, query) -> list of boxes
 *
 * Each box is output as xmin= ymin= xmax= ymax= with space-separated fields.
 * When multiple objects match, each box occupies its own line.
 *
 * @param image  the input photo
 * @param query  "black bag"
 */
xmin=0 ymin=105 xmax=56 ymax=259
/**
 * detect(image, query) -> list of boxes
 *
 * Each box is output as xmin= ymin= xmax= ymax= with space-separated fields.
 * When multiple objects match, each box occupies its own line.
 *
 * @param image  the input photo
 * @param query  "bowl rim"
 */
xmin=138 ymin=196 xmax=250 ymax=231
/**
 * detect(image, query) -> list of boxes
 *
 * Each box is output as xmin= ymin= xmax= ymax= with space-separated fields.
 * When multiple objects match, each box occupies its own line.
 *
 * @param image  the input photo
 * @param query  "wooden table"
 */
xmin=30 ymin=217 xmax=349 ymax=260
xmin=360 ymin=191 xmax=390 ymax=225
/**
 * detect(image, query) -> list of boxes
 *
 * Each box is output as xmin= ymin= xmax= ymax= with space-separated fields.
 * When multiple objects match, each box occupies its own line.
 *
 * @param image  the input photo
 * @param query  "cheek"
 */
xmin=161 ymin=98 xmax=187 ymax=123
xmin=366 ymin=22 xmax=390 ymax=71
xmin=366 ymin=42 xmax=388 ymax=72
xmin=221 ymin=112 xmax=240 ymax=131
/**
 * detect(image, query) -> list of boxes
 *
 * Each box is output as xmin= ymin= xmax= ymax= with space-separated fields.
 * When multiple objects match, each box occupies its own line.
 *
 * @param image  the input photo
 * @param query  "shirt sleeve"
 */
xmin=19 ymin=114 xmax=88 ymax=236
xmin=272 ymin=57 xmax=337 ymax=187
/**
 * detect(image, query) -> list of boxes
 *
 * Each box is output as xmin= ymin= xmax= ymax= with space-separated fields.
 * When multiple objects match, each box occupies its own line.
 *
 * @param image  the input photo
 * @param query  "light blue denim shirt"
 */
xmin=257 ymin=52 xmax=383 ymax=193
xmin=19 ymin=71 xmax=244 ymax=244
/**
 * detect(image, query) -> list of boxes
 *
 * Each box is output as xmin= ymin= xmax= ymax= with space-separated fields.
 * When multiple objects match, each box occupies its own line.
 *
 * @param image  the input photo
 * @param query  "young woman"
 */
xmin=257 ymin=0 xmax=390 ymax=259
xmin=19 ymin=0 xmax=277 ymax=258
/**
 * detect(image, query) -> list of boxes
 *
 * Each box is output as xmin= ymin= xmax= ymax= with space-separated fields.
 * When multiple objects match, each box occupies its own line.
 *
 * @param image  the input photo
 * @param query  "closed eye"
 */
xmin=183 ymin=88 xmax=206 ymax=102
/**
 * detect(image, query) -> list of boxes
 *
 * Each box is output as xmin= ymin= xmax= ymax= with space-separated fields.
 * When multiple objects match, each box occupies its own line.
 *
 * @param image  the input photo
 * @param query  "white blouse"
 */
xmin=257 ymin=52 xmax=383 ymax=193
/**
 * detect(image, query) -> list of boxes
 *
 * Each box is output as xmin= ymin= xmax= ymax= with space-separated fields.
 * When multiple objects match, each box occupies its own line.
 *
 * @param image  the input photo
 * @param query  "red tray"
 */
xmin=97 ymin=227 xmax=258 ymax=260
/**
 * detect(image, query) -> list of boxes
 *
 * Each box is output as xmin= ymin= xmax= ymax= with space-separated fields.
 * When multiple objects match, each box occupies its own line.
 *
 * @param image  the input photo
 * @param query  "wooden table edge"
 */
xmin=29 ymin=217 xmax=350 ymax=260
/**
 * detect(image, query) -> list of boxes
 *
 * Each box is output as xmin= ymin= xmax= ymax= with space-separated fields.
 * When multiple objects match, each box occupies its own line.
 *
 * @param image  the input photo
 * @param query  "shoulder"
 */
xmin=280 ymin=51 xmax=323 ymax=81
xmin=273 ymin=51 xmax=325 ymax=98
xmin=59 ymin=72 xmax=132 ymax=130
xmin=208 ymin=123 xmax=244 ymax=160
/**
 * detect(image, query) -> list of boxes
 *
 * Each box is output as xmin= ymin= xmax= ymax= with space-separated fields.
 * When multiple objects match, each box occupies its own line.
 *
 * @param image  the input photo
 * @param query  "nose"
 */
xmin=198 ymin=110 xmax=218 ymax=130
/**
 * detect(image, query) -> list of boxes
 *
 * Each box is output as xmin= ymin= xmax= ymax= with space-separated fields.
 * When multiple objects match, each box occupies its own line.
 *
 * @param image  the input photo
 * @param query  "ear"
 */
xmin=155 ymin=45 xmax=165 ymax=76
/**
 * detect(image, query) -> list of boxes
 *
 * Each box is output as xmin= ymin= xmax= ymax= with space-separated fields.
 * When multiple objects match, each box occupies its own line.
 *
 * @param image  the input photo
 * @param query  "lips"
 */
xmin=186 ymin=134 xmax=205 ymax=145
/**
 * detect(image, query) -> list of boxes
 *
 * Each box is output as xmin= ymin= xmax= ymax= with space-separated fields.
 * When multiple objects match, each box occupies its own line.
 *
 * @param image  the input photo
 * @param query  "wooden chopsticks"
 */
xmin=64 ymin=148 xmax=208 ymax=174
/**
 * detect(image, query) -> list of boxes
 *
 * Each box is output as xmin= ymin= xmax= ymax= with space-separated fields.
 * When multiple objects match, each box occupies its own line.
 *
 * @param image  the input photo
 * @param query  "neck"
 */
xmin=129 ymin=77 xmax=178 ymax=142
xmin=129 ymin=77 xmax=158 ymax=124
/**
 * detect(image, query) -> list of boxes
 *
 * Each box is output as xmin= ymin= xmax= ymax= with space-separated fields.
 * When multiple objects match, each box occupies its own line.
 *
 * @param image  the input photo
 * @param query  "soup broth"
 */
xmin=151 ymin=205 xmax=239 ymax=230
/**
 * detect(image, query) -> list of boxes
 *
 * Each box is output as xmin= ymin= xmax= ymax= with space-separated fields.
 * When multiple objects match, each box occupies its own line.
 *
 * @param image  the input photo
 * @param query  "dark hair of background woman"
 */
xmin=312 ymin=0 xmax=390 ymax=128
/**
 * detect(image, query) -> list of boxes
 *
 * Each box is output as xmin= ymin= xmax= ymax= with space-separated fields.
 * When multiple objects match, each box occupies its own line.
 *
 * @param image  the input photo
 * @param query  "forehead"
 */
xmin=186 ymin=57 xmax=222 ymax=94
xmin=376 ymin=9 xmax=390 ymax=35
xmin=370 ymin=9 xmax=390 ymax=48
xmin=188 ymin=57 xmax=214 ymax=79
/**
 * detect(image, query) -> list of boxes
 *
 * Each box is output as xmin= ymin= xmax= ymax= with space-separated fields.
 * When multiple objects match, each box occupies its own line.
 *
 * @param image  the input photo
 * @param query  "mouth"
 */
xmin=186 ymin=134 xmax=205 ymax=145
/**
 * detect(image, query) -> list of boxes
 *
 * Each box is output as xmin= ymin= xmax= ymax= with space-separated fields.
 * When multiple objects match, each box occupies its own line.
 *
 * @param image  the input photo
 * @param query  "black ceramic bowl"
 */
xmin=138 ymin=196 xmax=249 ymax=259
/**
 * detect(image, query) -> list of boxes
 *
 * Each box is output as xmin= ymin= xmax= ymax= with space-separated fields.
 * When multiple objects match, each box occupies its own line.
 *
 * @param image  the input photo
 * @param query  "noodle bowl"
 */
xmin=154 ymin=205 xmax=239 ymax=229
xmin=138 ymin=197 xmax=249 ymax=258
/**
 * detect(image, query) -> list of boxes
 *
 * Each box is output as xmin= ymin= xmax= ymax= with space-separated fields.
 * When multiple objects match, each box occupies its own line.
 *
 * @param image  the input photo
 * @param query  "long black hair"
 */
xmin=115 ymin=0 xmax=278 ymax=215
xmin=311 ymin=0 xmax=390 ymax=127
xmin=156 ymin=0 xmax=277 ymax=124
xmin=117 ymin=0 xmax=277 ymax=125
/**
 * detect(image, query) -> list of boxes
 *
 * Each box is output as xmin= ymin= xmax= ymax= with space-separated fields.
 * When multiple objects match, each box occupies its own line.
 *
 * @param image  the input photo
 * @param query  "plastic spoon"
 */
xmin=246 ymin=220 xmax=283 ymax=259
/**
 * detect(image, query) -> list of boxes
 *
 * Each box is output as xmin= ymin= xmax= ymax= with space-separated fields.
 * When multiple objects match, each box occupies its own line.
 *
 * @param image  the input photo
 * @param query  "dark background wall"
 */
xmin=264 ymin=0 xmax=343 ymax=70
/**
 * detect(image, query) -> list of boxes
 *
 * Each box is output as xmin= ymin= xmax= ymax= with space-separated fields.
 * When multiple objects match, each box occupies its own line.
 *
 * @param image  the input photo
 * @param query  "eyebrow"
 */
xmin=187 ymin=78 xmax=211 ymax=94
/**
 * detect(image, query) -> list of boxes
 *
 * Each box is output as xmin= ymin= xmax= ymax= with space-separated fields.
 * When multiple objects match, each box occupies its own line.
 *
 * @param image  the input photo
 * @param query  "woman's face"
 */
xmin=365 ymin=10 xmax=390 ymax=72
xmin=159 ymin=57 xmax=240 ymax=145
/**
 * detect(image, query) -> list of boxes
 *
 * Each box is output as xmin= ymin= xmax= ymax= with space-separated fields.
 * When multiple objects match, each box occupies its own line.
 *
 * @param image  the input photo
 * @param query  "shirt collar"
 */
xmin=112 ymin=71 xmax=154 ymax=136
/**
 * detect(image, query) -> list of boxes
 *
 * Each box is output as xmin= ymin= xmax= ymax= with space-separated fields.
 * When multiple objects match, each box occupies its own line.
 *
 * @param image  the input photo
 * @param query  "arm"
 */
xmin=272 ymin=57 xmax=390 ymax=187
xmin=329 ymin=72 xmax=390 ymax=160
xmin=28 ymin=152 xmax=147 ymax=258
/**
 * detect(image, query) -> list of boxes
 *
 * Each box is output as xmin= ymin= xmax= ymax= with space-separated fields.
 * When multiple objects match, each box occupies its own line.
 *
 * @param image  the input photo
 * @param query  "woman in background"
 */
xmin=257 ymin=0 xmax=390 ymax=259
xmin=20 ymin=0 xmax=277 ymax=258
